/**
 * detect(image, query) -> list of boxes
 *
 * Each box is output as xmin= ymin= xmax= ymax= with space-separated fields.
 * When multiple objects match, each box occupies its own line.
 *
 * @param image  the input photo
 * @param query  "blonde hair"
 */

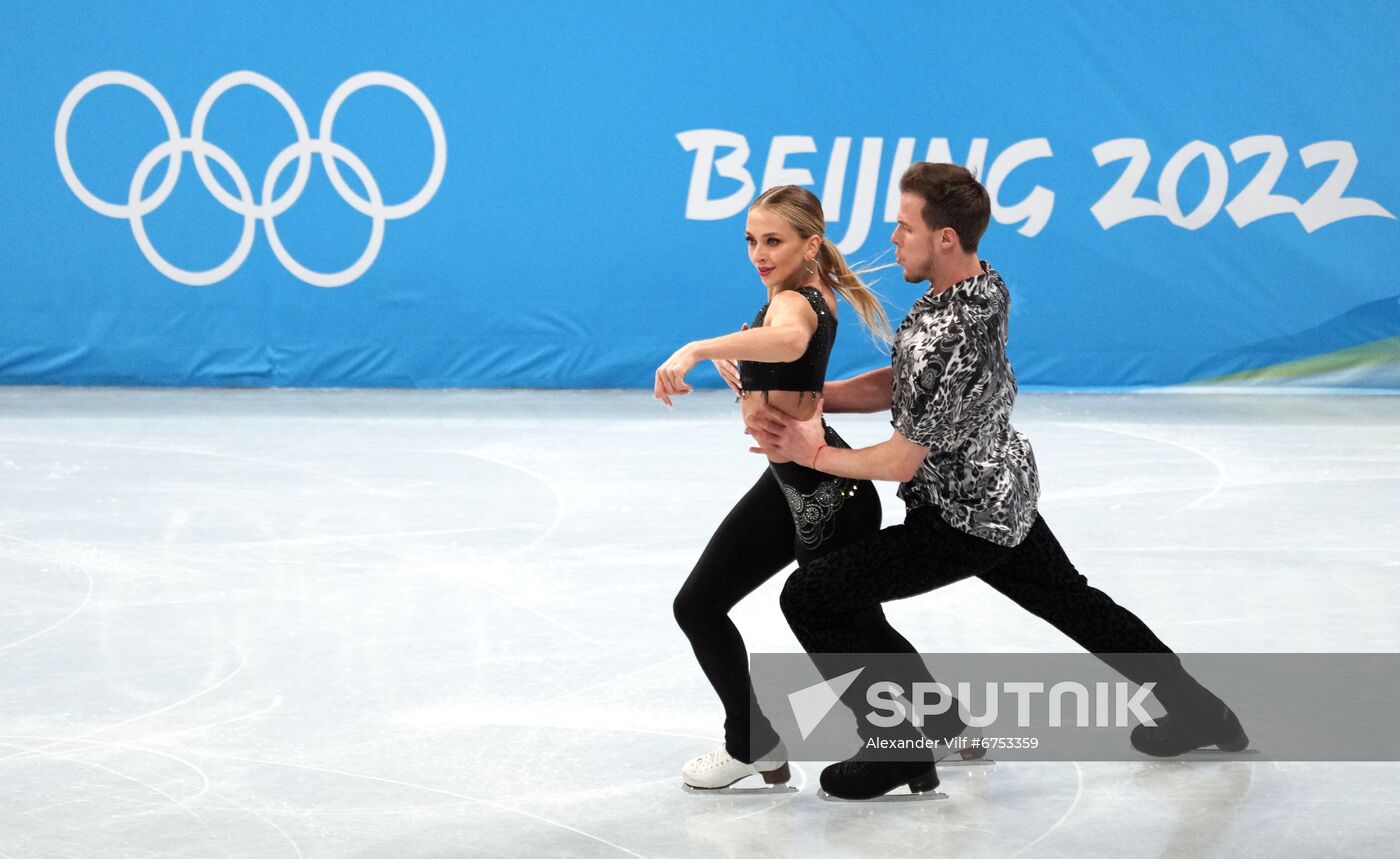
xmin=750 ymin=185 xmax=893 ymax=345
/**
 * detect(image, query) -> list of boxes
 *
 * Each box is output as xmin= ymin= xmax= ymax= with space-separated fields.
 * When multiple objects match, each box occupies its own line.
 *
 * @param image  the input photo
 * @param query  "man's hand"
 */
xmin=744 ymin=402 xmax=827 ymax=468
xmin=749 ymin=408 xmax=932 ymax=481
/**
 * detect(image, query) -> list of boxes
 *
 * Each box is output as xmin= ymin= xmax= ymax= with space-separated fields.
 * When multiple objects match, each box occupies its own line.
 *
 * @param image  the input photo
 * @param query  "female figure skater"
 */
xmin=654 ymin=185 xmax=893 ymax=790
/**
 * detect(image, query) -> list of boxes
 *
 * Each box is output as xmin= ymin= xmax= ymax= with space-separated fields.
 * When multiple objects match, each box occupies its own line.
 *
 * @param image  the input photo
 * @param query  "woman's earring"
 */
xmin=805 ymin=257 xmax=817 ymax=275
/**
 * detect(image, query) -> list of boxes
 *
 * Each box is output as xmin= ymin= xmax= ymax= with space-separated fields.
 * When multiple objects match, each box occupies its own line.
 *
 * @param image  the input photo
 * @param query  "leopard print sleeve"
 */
xmin=891 ymin=307 xmax=988 ymax=450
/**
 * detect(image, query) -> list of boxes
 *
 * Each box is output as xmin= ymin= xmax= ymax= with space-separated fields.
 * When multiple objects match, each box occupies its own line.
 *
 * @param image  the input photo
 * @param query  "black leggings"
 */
xmin=672 ymin=424 xmax=884 ymax=763
xmin=779 ymin=505 xmax=1222 ymax=744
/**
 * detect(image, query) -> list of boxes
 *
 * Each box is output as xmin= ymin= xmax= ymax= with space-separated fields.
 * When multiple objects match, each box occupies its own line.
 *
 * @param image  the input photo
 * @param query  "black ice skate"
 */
xmin=817 ymin=758 xmax=944 ymax=802
xmin=1131 ymin=703 xmax=1252 ymax=758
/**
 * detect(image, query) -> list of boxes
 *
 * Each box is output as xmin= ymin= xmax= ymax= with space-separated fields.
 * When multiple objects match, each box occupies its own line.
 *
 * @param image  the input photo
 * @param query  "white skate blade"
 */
xmin=682 ymin=783 xmax=797 ymax=795
xmin=938 ymin=756 xmax=996 ymax=767
xmin=818 ymin=788 xmax=947 ymax=803
xmin=1174 ymin=747 xmax=1261 ymax=760
xmin=934 ymin=743 xmax=996 ymax=766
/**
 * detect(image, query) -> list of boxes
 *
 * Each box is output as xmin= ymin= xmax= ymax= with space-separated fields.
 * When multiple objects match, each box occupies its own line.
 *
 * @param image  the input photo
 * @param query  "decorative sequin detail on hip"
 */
xmin=778 ymin=473 xmax=854 ymax=550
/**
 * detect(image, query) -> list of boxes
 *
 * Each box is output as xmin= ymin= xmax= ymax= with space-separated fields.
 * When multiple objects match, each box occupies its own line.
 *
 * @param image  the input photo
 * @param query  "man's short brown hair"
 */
xmin=898 ymin=162 xmax=991 ymax=253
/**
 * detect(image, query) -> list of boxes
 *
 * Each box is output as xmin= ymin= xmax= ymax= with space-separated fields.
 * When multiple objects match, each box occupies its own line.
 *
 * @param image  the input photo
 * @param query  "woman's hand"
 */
xmin=710 ymin=322 xmax=748 ymax=396
xmin=655 ymin=343 xmax=701 ymax=407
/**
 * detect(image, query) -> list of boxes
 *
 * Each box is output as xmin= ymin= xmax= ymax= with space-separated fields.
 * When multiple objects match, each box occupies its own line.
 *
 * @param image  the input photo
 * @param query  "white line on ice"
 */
xmin=0 ymin=739 xmax=233 ymax=859
xmin=198 ymin=752 xmax=648 ymax=858
xmin=200 ymin=785 xmax=305 ymax=859
xmin=0 ymin=735 xmax=212 ymax=803
xmin=1010 ymin=761 xmax=1084 ymax=858
xmin=163 ymin=696 xmax=284 ymax=738
xmin=0 ymin=644 xmax=247 ymax=763
xmin=0 ymin=565 xmax=92 ymax=653
xmin=1048 ymin=422 xmax=1227 ymax=515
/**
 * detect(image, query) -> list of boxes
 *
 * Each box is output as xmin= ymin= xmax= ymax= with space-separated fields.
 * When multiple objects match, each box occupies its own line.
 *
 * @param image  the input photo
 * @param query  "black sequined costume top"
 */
xmin=739 ymin=286 xmax=836 ymax=400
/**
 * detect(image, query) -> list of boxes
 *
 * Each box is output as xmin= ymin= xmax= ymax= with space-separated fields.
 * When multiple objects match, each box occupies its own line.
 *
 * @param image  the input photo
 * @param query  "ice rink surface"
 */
xmin=1 ymin=387 xmax=1397 ymax=858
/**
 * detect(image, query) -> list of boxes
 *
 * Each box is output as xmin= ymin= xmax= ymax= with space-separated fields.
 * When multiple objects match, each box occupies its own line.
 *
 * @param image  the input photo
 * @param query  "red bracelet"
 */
xmin=812 ymin=444 xmax=828 ymax=471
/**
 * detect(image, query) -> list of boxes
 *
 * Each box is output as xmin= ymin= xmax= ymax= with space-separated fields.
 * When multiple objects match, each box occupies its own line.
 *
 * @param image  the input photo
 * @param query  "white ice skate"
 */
xmin=681 ymin=744 xmax=795 ymax=793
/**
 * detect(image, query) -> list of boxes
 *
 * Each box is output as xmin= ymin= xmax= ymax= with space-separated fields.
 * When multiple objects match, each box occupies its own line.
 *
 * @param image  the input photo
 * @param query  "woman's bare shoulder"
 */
xmin=768 ymin=287 xmax=821 ymax=317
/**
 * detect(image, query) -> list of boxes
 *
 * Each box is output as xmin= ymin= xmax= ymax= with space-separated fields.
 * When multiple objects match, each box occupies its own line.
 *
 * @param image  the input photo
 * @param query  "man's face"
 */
xmin=891 ymin=192 xmax=940 ymax=283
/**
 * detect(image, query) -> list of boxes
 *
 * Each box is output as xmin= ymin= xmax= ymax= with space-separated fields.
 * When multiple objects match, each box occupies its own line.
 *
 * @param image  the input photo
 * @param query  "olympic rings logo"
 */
xmin=54 ymin=71 xmax=446 ymax=287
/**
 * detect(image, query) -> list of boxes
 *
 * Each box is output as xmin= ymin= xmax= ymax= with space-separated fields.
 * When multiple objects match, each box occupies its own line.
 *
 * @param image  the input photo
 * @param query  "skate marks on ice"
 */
xmin=683 ymin=782 xmax=798 ymax=796
xmin=1 ymin=389 xmax=1397 ymax=856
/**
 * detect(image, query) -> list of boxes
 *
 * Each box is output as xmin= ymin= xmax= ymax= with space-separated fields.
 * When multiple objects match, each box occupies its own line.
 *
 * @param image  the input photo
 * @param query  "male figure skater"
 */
xmin=746 ymin=162 xmax=1247 ymax=801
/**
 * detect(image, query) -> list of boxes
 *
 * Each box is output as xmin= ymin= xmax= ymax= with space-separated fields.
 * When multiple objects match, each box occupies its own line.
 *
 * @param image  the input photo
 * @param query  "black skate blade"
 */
xmin=682 ymin=783 xmax=797 ymax=795
xmin=818 ymin=788 xmax=948 ymax=803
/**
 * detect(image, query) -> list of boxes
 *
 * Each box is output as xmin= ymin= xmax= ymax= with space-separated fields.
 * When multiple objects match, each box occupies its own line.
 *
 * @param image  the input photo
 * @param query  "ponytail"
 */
xmin=816 ymin=238 xmax=894 ymax=347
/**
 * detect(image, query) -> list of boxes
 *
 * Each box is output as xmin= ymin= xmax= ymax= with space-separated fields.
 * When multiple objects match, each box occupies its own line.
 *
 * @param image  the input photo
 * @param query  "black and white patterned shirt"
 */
xmin=890 ymin=263 xmax=1040 ymax=546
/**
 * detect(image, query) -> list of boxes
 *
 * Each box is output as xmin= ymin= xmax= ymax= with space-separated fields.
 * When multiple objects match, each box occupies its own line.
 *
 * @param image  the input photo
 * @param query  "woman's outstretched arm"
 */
xmin=654 ymin=290 xmax=817 ymax=406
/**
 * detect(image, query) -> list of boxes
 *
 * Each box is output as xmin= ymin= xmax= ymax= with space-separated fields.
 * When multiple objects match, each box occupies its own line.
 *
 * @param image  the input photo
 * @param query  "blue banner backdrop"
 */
xmin=1 ymin=1 xmax=1397 ymax=389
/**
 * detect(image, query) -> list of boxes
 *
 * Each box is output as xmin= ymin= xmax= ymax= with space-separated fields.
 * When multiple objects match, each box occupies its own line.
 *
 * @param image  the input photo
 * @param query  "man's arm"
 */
xmin=822 ymin=366 xmax=893 ymax=414
xmin=811 ymin=430 xmax=928 ymax=482
xmin=745 ymin=406 xmax=928 ymax=483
